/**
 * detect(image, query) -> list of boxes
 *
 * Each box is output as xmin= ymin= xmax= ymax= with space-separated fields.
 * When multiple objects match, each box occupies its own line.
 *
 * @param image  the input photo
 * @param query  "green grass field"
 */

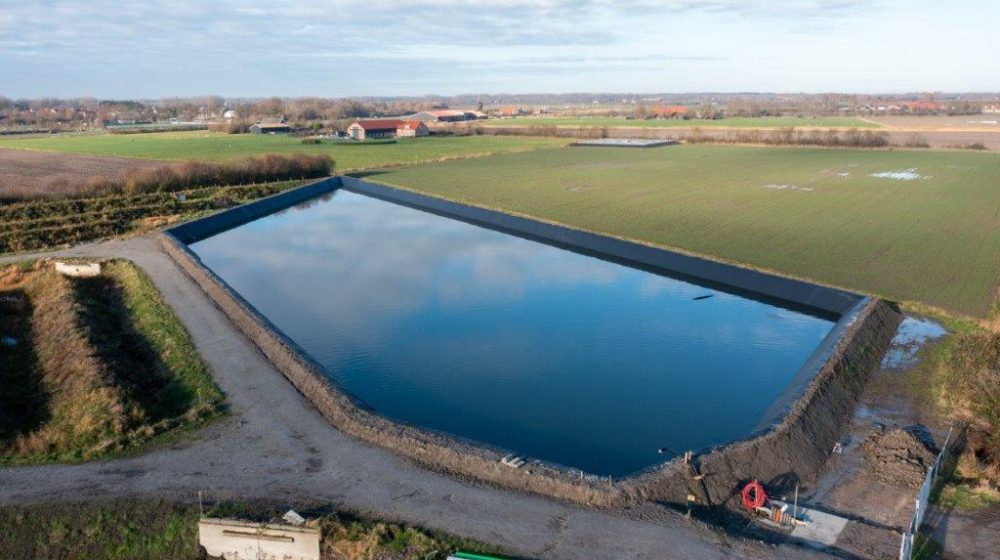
xmin=481 ymin=116 xmax=881 ymax=129
xmin=0 ymin=132 xmax=570 ymax=169
xmin=370 ymin=145 xmax=1000 ymax=317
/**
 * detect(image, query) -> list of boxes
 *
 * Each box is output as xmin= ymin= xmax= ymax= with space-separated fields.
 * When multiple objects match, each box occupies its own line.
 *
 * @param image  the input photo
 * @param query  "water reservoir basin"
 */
xmin=189 ymin=188 xmax=835 ymax=476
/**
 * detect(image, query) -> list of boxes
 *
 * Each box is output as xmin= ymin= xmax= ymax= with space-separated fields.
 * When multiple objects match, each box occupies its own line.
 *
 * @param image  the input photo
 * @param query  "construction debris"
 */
xmin=501 ymin=454 xmax=526 ymax=468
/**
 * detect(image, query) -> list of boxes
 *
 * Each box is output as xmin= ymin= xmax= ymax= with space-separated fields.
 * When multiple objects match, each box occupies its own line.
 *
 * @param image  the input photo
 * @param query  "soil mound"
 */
xmin=863 ymin=424 xmax=939 ymax=488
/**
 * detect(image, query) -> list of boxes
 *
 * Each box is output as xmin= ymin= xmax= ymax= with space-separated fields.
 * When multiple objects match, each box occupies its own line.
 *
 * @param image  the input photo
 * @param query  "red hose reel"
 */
xmin=741 ymin=479 xmax=767 ymax=509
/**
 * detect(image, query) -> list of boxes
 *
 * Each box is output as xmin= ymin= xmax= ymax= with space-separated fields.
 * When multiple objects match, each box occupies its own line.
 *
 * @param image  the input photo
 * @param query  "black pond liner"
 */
xmin=166 ymin=175 xmax=869 ymax=478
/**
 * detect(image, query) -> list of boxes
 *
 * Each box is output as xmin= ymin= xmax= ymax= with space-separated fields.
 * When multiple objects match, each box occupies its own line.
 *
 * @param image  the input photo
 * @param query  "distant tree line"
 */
xmin=682 ymin=128 xmax=892 ymax=148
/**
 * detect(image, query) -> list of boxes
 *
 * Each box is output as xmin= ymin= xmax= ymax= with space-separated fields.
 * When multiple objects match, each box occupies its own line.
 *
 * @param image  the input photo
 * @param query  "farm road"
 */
xmin=1 ymin=236 xmax=834 ymax=560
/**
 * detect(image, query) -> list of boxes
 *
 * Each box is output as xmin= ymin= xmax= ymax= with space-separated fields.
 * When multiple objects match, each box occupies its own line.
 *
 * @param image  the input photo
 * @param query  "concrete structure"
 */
xmin=54 ymin=261 xmax=101 ymax=278
xmin=347 ymin=119 xmax=428 ymax=140
xmin=199 ymin=518 xmax=320 ymax=560
xmin=571 ymin=138 xmax=678 ymax=148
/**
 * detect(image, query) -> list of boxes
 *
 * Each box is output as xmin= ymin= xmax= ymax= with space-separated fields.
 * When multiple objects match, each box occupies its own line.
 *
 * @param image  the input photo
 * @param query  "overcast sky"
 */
xmin=1 ymin=0 xmax=997 ymax=98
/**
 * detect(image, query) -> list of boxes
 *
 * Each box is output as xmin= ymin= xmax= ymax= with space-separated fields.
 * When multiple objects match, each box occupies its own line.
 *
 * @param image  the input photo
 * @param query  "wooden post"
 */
xmin=792 ymin=484 xmax=799 ymax=523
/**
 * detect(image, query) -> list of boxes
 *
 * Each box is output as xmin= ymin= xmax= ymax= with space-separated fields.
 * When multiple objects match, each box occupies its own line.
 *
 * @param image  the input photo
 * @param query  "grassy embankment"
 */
xmin=480 ymin=116 xmax=882 ymax=129
xmin=0 ymin=259 xmax=222 ymax=465
xmin=922 ymin=322 xmax=1000 ymax=507
xmin=0 ymin=499 xmax=501 ymax=560
xmin=0 ymin=131 xmax=570 ymax=167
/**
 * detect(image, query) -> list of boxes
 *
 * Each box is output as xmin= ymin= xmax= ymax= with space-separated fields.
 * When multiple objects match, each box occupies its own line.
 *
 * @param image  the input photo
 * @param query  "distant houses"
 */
xmin=347 ymin=119 xmax=429 ymax=140
xmin=411 ymin=109 xmax=487 ymax=122
xmin=649 ymin=105 xmax=689 ymax=118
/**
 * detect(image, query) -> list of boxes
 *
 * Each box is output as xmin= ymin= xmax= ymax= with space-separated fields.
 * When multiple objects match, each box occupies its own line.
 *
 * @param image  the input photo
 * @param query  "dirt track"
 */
xmin=0 ymin=236 xmax=843 ymax=560
xmin=0 ymin=148 xmax=162 ymax=199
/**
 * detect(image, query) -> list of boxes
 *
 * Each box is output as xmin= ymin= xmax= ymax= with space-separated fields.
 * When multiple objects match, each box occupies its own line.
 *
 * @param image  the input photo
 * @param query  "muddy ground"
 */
xmin=797 ymin=316 xmax=982 ymax=559
xmin=0 ymin=148 xmax=162 ymax=200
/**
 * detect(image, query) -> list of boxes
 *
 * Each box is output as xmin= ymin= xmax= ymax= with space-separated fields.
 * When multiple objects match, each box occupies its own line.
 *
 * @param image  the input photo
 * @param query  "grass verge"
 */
xmin=0 ymin=498 xmax=504 ymax=560
xmin=0 ymin=259 xmax=222 ymax=465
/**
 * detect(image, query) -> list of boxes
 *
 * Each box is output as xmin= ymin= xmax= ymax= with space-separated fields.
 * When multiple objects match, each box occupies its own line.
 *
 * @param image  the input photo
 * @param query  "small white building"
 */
xmin=199 ymin=517 xmax=320 ymax=560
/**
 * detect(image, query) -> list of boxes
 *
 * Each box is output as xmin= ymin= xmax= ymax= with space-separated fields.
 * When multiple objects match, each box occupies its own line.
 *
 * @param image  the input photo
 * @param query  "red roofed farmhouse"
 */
xmin=347 ymin=119 xmax=429 ymax=140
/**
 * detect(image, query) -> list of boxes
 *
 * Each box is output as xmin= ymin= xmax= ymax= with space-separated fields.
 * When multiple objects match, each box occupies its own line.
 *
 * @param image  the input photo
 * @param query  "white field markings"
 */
xmin=762 ymin=164 xmax=855 ymax=192
xmin=869 ymin=168 xmax=932 ymax=181
xmin=763 ymin=184 xmax=814 ymax=192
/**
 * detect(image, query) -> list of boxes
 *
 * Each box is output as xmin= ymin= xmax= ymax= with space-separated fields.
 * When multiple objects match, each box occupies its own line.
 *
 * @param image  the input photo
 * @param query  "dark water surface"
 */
xmin=191 ymin=190 xmax=834 ymax=476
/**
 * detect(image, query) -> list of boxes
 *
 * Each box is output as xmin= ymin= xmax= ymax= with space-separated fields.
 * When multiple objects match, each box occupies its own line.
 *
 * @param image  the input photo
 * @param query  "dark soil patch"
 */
xmin=0 ymin=288 xmax=49 ymax=439
xmin=0 ymin=148 xmax=162 ymax=200
xmin=863 ymin=425 xmax=939 ymax=488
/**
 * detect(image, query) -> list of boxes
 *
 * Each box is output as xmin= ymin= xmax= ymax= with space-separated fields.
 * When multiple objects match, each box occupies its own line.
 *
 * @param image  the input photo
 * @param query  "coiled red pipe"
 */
xmin=741 ymin=480 xmax=767 ymax=509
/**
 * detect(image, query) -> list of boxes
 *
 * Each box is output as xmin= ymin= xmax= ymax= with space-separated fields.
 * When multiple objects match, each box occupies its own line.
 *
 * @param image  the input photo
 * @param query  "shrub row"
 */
xmin=88 ymin=153 xmax=333 ymax=197
xmin=682 ymin=127 xmax=892 ymax=148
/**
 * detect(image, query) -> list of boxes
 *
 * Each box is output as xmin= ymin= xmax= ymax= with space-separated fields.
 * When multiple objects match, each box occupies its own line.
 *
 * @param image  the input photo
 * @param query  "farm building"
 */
xmin=347 ymin=119 xmax=429 ymax=140
xmin=396 ymin=120 xmax=430 ymax=137
xmin=497 ymin=106 xmax=526 ymax=117
xmin=411 ymin=110 xmax=468 ymax=122
xmin=411 ymin=110 xmax=488 ymax=122
xmin=249 ymin=121 xmax=291 ymax=134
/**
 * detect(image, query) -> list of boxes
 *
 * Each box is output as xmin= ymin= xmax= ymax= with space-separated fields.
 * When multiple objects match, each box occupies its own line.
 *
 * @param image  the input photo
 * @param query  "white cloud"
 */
xmin=0 ymin=0 xmax=997 ymax=97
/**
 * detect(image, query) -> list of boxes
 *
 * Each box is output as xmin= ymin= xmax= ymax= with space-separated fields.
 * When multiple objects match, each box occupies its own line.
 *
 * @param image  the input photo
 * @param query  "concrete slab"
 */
xmin=783 ymin=503 xmax=850 ymax=548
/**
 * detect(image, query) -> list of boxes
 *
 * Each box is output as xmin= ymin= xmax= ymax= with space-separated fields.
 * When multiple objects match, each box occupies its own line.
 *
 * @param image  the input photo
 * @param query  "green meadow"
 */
xmin=370 ymin=144 xmax=1000 ymax=317
xmin=0 ymin=131 xmax=570 ymax=169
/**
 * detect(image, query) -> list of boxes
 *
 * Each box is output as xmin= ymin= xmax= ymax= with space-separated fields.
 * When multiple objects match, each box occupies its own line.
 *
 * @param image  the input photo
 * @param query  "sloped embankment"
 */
xmin=0 ymin=260 xmax=222 ymax=464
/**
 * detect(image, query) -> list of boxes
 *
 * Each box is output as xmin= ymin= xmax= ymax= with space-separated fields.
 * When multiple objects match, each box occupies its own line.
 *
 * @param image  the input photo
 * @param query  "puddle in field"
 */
xmin=764 ymin=184 xmax=814 ymax=192
xmin=880 ymin=317 xmax=947 ymax=369
xmin=869 ymin=168 xmax=932 ymax=181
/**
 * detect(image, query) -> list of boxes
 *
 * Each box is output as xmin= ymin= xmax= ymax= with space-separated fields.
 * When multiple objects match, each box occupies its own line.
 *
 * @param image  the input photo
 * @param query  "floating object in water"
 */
xmin=693 ymin=294 xmax=714 ymax=300
xmin=0 ymin=336 xmax=16 ymax=347
xmin=657 ymin=446 xmax=678 ymax=456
